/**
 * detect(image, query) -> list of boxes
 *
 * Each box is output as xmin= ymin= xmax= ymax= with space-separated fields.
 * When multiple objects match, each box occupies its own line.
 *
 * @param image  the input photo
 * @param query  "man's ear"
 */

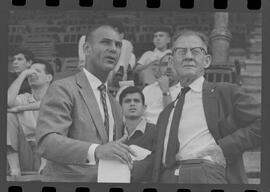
xmin=204 ymin=54 xmax=212 ymax=69
xmin=83 ymin=42 xmax=92 ymax=56
xmin=46 ymin=74 xmax=53 ymax=83
xmin=27 ymin=60 xmax=32 ymax=68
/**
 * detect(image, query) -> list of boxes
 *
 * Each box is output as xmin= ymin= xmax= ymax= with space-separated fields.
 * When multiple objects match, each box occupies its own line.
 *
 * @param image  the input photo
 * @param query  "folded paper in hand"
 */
xmin=97 ymin=145 xmax=151 ymax=183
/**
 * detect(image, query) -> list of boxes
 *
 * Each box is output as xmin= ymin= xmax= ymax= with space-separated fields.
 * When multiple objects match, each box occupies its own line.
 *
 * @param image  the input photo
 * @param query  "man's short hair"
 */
xmin=154 ymin=27 xmax=171 ymax=37
xmin=32 ymin=59 xmax=54 ymax=80
xmin=105 ymin=19 xmax=125 ymax=34
xmin=119 ymin=86 xmax=145 ymax=106
xmin=13 ymin=48 xmax=34 ymax=62
xmin=85 ymin=24 xmax=119 ymax=43
xmin=172 ymin=30 xmax=209 ymax=53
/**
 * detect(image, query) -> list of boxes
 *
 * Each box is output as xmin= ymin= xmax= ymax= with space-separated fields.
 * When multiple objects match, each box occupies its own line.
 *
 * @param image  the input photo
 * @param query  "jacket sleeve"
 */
xmin=217 ymin=85 xmax=261 ymax=159
xmin=36 ymin=80 xmax=91 ymax=165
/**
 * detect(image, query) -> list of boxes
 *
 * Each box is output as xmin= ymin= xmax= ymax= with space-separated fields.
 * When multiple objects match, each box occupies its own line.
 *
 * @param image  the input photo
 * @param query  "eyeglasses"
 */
xmin=173 ymin=47 xmax=207 ymax=57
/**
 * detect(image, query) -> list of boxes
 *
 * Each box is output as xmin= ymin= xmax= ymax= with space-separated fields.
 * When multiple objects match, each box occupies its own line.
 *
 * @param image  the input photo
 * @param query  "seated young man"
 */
xmin=7 ymin=59 xmax=54 ymax=176
xmin=119 ymin=86 xmax=157 ymax=182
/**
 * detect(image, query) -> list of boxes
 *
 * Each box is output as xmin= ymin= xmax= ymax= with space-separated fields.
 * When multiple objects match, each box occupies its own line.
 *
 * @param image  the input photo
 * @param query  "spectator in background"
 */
xmin=143 ymin=53 xmax=180 ymax=124
xmin=8 ymin=49 xmax=34 ymax=94
xmin=106 ymin=19 xmax=136 ymax=88
xmin=119 ymin=86 xmax=156 ymax=182
xmin=7 ymin=59 xmax=54 ymax=176
xmin=78 ymin=35 xmax=86 ymax=69
xmin=133 ymin=29 xmax=171 ymax=86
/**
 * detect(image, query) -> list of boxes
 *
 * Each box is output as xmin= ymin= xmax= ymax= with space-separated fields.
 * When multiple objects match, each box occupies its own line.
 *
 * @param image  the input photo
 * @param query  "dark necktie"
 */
xmin=165 ymin=87 xmax=190 ymax=167
xmin=98 ymin=84 xmax=109 ymax=136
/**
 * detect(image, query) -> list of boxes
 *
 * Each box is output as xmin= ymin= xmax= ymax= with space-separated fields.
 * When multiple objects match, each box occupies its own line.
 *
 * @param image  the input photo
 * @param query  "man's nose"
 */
xmin=185 ymin=49 xmax=193 ymax=58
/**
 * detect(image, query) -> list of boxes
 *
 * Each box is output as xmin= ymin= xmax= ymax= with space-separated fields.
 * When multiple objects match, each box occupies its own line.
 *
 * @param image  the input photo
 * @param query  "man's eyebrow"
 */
xmin=101 ymin=38 xmax=121 ymax=43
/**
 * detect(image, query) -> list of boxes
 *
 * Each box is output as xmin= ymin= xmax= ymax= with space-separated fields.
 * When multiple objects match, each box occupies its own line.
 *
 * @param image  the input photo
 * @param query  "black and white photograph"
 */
xmin=6 ymin=9 xmax=261 ymax=186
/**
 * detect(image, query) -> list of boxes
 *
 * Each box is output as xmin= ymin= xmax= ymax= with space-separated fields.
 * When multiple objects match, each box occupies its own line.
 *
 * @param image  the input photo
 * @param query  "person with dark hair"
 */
xmin=133 ymin=29 xmax=171 ymax=85
xmin=7 ymin=60 xmax=54 ymax=176
xmin=143 ymin=53 xmax=180 ymax=124
xmin=35 ymin=25 xmax=136 ymax=182
xmin=8 ymin=48 xmax=34 ymax=94
xmin=119 ymin=86 xmax=156 ymax=182
xmin=152 ymin=30 xmax=261 ymax=184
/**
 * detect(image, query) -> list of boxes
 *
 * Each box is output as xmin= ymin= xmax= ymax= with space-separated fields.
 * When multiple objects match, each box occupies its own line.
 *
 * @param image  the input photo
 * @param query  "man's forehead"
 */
xmin=124 ymin=93 xmax=142 ymax=99
xmin=154 ymin=31 xmax=168 ymax=36
xmin=31 ymin=63 xmax=45 ymax=70
xmin=92 ymin=27 xmax=121 ymax=41
xmin=174 ymin=35 xmax=206 ymax=47
xmin=14 ymin=53 xmax=25 ymax=58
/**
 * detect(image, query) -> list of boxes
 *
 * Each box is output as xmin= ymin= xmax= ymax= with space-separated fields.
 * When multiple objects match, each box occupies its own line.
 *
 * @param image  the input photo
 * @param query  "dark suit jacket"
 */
xmin=152 ymin=80 xmax=261 ymax=184
xmin=36 ymin=70 xmax=124 ymax=182
xmin=125 ymin=122 xmax=157 ymax=183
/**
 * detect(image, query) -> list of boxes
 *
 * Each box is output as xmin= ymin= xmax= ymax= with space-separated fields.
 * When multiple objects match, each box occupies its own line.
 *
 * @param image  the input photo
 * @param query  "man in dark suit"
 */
xmin=118 ymin=86 xmax=156 ymax=182
xmin=152 ymin=30 xmax=261 ymax=184
xmin=36 ymin=25 xmax=135 ymax=182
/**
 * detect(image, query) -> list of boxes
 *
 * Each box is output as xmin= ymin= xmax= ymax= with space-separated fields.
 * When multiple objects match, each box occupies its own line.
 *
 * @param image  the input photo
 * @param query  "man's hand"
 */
xmin=95 ymin=135 xmax=137 ymax=169
xmin=21 ymin=68 xmax=36 ymax=78
xmin=196 ymin=144 xmax=226 ymax=168
xmin=158 ymin=75 xmax=170 ymax=93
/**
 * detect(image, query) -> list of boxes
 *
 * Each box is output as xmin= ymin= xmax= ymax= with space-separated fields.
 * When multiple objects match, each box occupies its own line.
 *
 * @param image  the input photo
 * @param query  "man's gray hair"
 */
xmin=172 ymin=30 xmax=210 ymax=53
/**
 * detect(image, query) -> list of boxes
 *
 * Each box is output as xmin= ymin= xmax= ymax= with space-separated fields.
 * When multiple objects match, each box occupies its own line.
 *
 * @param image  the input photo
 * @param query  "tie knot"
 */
xmin=98 ymin=84 xmax=106 ymax=92
xmin=176 ymin=87 xmax=190 ymax=100
xmin=181 ymin=86 xmax=190 ymax=95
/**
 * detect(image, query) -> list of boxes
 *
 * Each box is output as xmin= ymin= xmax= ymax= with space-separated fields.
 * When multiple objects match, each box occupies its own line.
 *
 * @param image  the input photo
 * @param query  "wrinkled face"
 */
xmin=172 ymin=35 xmax=211 ymax=79
xmin=28 ymin=63 xmax=51 ymax=87
xmin=12 ymin=53 xmax=31 ymax=74
xmin=121 ymin=93 xmax=145 ymax=120
xmin=85 ymin=27 xmax=122 ymax=76
xmin=153 ymin=32 xmax=170 ymax=50
xmin=159 ymin=54 xmax=178 ymax=86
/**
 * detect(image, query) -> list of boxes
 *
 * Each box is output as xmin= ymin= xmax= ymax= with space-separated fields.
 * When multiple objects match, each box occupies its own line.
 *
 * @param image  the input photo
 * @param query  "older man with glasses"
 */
xmin=151 ymin=30 xmax=261 ymax=184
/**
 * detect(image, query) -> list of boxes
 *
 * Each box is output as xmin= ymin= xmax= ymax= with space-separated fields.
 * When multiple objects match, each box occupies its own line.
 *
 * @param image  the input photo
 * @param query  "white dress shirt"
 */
xmin=143 ymin=81 xmax=180 ymax=124
xmin=83 ymin=68 xmax=115 ymax=165
xmin=162 ymin=76 xmax=218 ymax=164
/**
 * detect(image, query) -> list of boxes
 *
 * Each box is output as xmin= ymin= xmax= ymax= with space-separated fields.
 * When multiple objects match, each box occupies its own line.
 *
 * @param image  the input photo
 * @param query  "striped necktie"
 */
xmin=98 ymin=84 xmax=109 ymax=136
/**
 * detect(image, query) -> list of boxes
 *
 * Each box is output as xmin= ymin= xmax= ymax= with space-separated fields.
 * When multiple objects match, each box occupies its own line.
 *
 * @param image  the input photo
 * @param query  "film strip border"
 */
xmin=11 ymin=0 xmax=261 ymax=10
xmin=8 ymin=185 xmax=263 ymax=192
xmin=4 ymin=0 xmax=267 ymax=192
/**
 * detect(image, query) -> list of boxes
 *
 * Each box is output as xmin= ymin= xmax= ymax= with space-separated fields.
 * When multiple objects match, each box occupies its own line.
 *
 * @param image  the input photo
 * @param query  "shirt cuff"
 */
xmin=87 ymin=144 xmax=100 ymax=165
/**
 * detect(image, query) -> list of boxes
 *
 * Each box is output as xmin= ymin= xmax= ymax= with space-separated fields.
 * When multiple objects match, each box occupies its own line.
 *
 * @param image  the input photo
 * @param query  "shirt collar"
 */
xmin=180 ymin=76 xmax=204 ymax=93
xmin=83 ymin=68 xmax=107 ymax=90
xmin=125 ymin=117 xmax=148 ymax=138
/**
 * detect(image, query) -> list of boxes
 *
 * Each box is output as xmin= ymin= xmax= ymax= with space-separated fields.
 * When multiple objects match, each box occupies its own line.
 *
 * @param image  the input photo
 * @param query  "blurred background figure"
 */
xmin=8 ymin=48 xmax=34 ymax=94
xmin=133 ymin=29 xmax=171 ymax=86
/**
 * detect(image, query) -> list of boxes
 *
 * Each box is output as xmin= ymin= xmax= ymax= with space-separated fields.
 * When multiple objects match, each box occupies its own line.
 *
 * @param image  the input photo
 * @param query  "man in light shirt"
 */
xmin=133 ymin=29 xmax=171 ymax=85
xmin=152 ymin=30 xmax=261 ymax=184
xmin=143 ymin=53 xmax=180 ymax=124
xmin=36 ymin=25 xmax=136 ymax=182
xmin=7 ymin=59 xmax=54 ymax=176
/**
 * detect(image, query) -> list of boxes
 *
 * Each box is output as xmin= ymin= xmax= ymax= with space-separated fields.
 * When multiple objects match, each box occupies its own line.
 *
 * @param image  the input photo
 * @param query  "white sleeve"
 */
xmin=87 ymin=144 xmax=100 ymax=165
xmin=138 ymin=51 xmax=152 ymax=66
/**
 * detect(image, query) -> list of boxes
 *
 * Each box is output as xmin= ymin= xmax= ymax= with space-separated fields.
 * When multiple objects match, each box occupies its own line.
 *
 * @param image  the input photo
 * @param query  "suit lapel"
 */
xmin=108 ymin=94 xmax=123 ymax=140
xmin=152 ymin=103 xmax=174 ymax=182
xmin=76 ymin=71 xmax=108 ymax=143
xmin=202 ymin=80 xmax=220 ymax=141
